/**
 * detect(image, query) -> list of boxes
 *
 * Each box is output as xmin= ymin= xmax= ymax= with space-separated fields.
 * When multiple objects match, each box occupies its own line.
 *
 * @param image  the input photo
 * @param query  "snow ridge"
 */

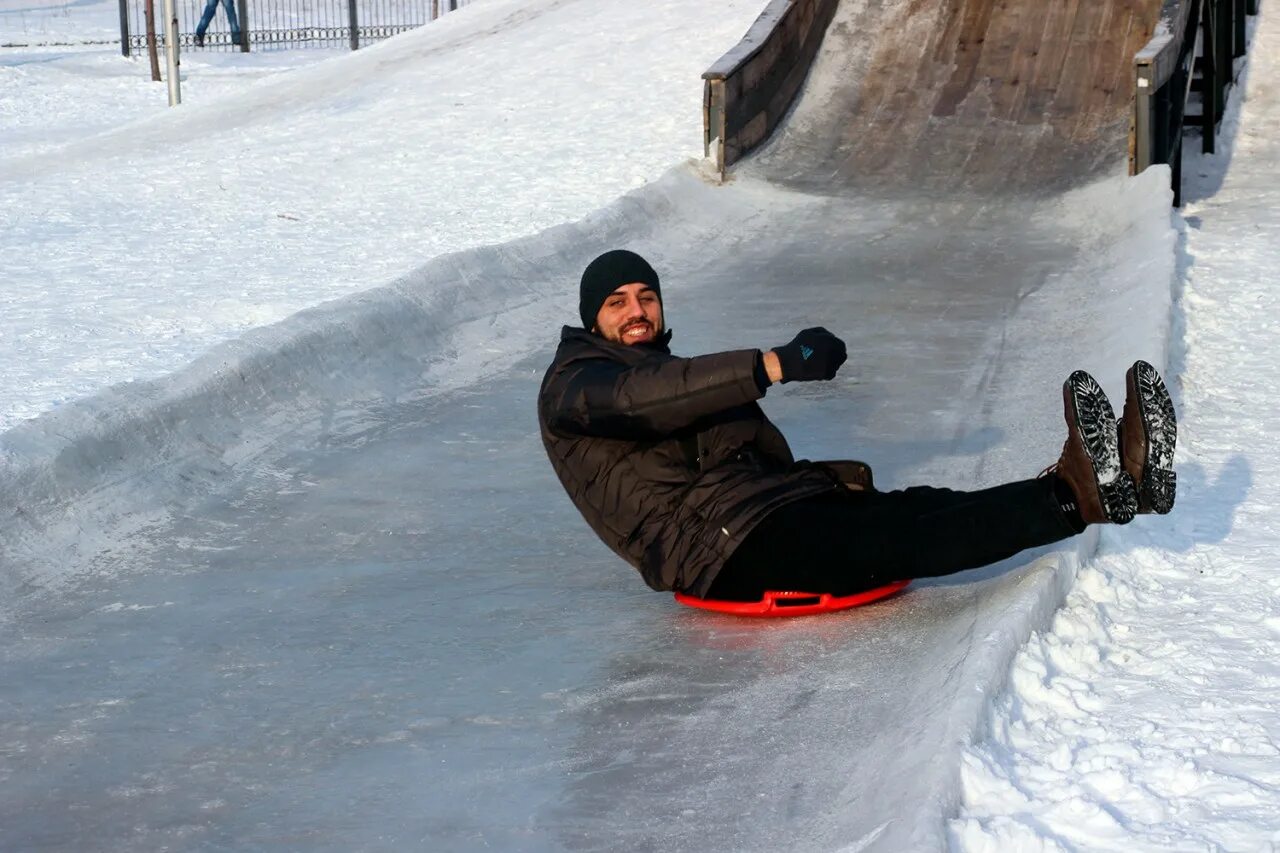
xmin=0 ymin=172 xmax=676 ymax=595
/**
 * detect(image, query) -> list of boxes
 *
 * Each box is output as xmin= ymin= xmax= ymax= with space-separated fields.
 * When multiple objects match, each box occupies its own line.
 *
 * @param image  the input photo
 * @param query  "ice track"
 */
xmin=0 ymin=0 xmax=1181 ymax=848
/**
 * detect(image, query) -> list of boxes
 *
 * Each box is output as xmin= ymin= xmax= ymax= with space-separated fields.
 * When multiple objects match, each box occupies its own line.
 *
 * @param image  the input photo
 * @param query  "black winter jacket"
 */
xmin=538 ymin=326 xmax=840 ymax=596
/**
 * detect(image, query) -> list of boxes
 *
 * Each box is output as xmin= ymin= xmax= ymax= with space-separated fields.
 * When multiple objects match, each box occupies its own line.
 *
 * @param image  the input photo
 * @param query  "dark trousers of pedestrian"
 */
xmin=196 ymin=0 xmax=241 ymax=41
xmin=706 ymin=476 xmax=1079 ymax=601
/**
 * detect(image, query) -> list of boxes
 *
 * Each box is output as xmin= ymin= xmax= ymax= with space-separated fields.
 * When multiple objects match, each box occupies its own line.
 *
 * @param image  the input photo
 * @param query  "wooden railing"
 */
xmin=702 ymin=0 xmax=837 ymax=179
xmin=1132 ymin=0 xmax=1256 ymax=204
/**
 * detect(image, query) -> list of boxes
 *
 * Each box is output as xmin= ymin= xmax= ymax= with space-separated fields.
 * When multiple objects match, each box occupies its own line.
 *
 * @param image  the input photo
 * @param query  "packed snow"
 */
xmin=2 ymin=0 xmax=138 ymax=45
xmin=3 ymin=0 xmax=1280 ymax=848
xmin=0 ymin=0 xmax=765 ymax=436
xmin=951 ymin=14 xmax=1280 ymax=851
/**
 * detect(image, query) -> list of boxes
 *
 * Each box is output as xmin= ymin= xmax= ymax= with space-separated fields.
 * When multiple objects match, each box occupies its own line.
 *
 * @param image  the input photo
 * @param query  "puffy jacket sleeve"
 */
xmin=542 ymin=349 xmax=767 ymax=440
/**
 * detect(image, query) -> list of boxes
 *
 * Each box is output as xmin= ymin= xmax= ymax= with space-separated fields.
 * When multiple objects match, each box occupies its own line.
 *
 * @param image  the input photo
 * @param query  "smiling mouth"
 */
xmin=622 ymin=322 xmax=653 ymax=340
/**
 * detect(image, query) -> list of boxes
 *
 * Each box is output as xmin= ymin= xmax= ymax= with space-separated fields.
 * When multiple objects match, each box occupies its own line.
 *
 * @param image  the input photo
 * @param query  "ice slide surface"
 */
xmin=751 ymin=0 xmax=1163 ymax=195
xmin=1 ymin=1 xmax=1176 ymax=850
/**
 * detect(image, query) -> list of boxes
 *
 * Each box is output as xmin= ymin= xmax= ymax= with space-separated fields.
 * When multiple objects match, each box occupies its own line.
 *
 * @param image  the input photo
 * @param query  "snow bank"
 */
xmin=0 ymin=169 xmax=687 ymax=592
xmin=952 ymin=14 xmax=1280 ymax=851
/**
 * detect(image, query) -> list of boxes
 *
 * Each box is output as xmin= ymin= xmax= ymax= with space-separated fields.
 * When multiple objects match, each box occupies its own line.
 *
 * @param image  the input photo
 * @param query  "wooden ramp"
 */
xmin=747 ymin=0 xmax=1166 ymax=194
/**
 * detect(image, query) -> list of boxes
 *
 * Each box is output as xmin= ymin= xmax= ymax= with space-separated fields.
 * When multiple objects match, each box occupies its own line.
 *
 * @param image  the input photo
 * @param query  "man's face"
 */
xmin=594 ymin=282 xmax=664 ymax=346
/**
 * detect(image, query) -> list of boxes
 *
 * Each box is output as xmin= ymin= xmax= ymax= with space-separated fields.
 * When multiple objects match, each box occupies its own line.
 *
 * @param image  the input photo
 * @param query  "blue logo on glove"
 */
xmin=800 ymin=345 xmax=814 ymax=360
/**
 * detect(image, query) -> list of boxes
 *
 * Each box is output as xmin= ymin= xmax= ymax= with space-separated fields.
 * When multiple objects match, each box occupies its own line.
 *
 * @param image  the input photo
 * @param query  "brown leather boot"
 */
xmin=1118 ymin=360 xmax=1177 ymax=514
xmin=1049 ymin=371 xmax=1137 ymax=525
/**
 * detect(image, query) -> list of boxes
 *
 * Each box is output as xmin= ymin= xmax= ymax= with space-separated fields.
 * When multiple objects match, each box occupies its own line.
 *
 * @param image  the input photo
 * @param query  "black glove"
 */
xmin=773 ymin=327 xmax=847 ymax=383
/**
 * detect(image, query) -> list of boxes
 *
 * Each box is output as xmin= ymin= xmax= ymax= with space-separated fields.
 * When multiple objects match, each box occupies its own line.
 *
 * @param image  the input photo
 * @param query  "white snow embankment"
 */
xmin=952 ymin=14 xmax=1280 ymax=851
xmin=0 ymin=162 xmax=701 ymax=584
xmin=0 ymin=169 xmax=706 ymax=593
xmin=0 ymin=0 xmax=767 ymax=435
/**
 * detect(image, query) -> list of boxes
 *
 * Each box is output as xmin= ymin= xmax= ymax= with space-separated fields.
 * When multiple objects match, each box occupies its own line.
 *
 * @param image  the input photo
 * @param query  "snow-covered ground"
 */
xmin=2 ymin=0 xmax=137 ymax=44
xmin=952 ymin=16 xmax=1280 ymax=851
xmin=0 ymin=0 xmax=763 ymax=437
xmin=4 ymin=0 xmax=1280 ymax=847
xmin=0 ymin=46 xmax=339 ymax=159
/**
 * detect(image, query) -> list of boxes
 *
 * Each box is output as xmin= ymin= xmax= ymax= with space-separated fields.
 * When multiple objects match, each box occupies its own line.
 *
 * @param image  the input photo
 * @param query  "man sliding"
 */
xmin=538 ymin=250 xmax=1176 ymax=601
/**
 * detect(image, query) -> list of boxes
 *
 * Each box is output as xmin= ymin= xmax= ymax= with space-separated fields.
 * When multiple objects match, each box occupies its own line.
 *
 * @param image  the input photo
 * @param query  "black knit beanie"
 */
xmin=579 ymin=249 xmax=662 ymax=330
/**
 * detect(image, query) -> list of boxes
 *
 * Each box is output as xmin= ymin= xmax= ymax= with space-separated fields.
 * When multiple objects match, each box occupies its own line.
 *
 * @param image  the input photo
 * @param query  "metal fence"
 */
xmin=119 ymin=0 xmax=467 ymax=54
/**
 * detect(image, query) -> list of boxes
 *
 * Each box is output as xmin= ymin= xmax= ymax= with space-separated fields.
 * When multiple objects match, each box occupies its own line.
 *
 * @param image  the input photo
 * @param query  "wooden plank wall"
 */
xmin=703 ymin=0 xmax=839 ymax=177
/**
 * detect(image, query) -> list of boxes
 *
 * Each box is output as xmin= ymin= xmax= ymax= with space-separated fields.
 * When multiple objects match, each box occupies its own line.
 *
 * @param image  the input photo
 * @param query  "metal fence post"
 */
xmin=1220 ymin=0 xmax=1231 ymax=120
xmin=1233 ymin=0 xmax=1246 ymax=56
xmin=1171 ymin=138 xmax=1184 ymax=207
xmin=237 ymin=0 xmax=249 ymax=51
xmin=1202 ymin=0 xmax=1218 ymax=153
xmin=119 ymin=0 xmax=131 ymax=56
xmin=348 ymin=0 xmax=359 ymax=50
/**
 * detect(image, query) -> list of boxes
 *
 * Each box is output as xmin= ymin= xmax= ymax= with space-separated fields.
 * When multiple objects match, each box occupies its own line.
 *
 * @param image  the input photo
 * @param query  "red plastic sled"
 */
xmin=674 ymin=579 xmax=910 ymax=618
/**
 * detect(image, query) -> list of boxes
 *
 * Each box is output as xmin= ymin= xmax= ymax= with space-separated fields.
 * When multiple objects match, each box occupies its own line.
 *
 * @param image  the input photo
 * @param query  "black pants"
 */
xmin=706 ymin=477 xmax=1078 ymax=601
